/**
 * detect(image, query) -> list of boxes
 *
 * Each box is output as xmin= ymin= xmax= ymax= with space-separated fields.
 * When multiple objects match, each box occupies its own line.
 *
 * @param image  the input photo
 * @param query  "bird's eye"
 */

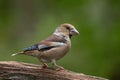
xmin=66 ymin=26 xmax=70 ymax=30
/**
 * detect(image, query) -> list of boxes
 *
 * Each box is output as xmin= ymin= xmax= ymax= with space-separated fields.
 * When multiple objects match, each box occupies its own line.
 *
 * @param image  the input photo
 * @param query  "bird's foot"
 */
xmin=41 ymin=63 xmax=48 ymax=69
xmin=55 ymin=65 xmax=64 ymax=71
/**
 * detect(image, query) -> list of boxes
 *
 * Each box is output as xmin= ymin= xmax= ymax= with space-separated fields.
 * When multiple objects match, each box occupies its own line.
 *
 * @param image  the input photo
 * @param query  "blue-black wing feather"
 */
xmin=23 ymin=44 xmax=55 ymax=51
xmin=23 ymin=45 xmax=38 ymax=51
xmin=37 ymin=44 xmax=55 ymax=51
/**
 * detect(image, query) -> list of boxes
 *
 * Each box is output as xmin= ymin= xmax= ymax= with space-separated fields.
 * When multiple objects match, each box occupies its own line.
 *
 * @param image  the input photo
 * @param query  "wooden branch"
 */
xmin=0 ymin=61 xmax=108 ymax=80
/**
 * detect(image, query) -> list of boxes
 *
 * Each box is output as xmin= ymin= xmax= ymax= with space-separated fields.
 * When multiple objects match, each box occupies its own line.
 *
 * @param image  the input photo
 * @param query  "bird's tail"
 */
xmin=11 ymin=51 xmax=24 ymax=56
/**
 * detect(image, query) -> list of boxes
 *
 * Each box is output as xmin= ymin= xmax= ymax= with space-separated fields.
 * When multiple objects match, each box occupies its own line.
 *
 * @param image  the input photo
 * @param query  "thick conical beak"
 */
xmin=70 ymin=28 xmax=79 ymax=35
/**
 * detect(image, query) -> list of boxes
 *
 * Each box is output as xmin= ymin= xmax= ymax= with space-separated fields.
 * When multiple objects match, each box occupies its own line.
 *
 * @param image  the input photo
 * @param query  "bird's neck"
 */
xmin=53 ymin=31 xmax=71 ymax=42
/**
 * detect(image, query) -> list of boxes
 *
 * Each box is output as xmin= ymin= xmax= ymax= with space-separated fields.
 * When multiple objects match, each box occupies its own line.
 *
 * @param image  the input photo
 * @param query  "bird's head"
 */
xmin=54 ymin=23 xmax=79 ymax=38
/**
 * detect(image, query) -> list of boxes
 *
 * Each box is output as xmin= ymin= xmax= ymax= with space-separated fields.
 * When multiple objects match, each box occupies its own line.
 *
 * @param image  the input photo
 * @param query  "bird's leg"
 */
xmin=38 ymin=58 xmax=48 ymax=69
xmin=51 ymin=59 xmax=64 ymax=70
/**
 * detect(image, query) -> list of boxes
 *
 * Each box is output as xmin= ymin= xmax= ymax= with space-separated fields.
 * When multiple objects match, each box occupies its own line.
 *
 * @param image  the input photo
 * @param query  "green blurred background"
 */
xmin=0 ymin=0 xmax=120 ymax=79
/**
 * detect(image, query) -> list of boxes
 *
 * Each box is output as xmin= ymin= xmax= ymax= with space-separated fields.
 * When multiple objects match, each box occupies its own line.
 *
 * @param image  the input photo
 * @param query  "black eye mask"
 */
xmin=69 ymin=34 xmax=72 ymax=39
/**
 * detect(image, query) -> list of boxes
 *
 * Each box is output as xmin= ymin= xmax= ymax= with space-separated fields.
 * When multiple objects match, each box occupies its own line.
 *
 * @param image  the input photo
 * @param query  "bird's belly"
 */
xmin=39 ymin=45 xmax=70 ymax=62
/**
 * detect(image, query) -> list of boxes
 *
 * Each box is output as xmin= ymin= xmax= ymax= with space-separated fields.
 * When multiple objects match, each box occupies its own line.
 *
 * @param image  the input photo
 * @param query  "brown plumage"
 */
xmin=12 ymin=23 xmax=79 ymax=70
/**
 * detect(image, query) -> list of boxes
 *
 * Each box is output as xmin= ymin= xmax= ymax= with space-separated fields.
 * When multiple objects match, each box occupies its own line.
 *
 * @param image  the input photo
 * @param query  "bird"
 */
xmin=12 ymin=23 xmax=79 ymax=70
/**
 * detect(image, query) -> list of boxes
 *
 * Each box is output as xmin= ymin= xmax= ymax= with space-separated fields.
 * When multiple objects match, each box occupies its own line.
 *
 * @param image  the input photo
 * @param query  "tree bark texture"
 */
xmin=0 ymin=61 xmax=108 ymax=80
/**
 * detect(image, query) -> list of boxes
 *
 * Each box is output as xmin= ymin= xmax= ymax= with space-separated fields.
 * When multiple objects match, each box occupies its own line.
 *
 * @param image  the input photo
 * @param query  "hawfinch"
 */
xmin=12 ymin=23 xmax=79 ymax=69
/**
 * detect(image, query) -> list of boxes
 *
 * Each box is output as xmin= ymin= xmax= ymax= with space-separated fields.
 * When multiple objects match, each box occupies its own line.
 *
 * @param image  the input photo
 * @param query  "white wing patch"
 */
xmin=50 ymin=42 xmax=65 ymax=47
